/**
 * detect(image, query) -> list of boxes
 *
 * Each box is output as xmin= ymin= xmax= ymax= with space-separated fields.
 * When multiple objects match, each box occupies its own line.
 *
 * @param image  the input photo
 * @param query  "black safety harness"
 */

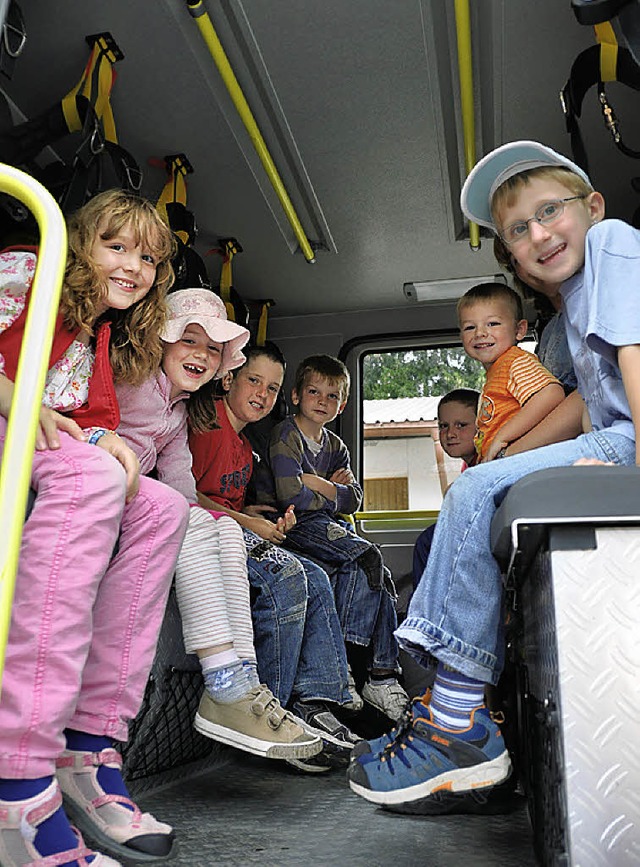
xmin=561 ymin=21 xmax=640 ymax=174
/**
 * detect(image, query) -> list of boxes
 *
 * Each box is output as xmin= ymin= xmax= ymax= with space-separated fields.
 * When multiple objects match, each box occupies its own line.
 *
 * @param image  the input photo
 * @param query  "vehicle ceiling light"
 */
xmin=403 ymin=274 xmax=506 ymax=303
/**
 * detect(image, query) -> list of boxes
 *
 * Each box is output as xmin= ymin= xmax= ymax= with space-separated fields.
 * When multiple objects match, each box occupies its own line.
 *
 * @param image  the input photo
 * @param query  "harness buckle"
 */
xmin=599 ymin=88 xmax=621 ymax=142
xmin=559 ymin=87 xmax=569 ymax=117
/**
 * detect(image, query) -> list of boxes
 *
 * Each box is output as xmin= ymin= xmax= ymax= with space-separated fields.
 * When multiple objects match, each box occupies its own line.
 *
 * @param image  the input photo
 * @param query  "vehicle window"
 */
xmin=361 ymin=346 xmax=484 ymax=512
xmin=361 ymin=341 xmax=537 ymax=512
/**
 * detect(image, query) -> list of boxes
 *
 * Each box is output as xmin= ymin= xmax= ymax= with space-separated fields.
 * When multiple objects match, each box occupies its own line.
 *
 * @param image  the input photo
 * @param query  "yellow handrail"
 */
xmin=454 ymin=0 xmax=480 ymax=251
xmin=0 ymin=165 xmax=67 ymax=691
xmin=355 ymin=509 xmax=440 ymax=522
xmin=186 ymin=0 xmax=316 ymax=264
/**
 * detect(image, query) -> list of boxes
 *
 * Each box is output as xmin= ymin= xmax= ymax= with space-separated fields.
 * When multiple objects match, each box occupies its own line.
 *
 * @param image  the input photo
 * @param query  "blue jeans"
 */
xmin=397 ymin=430 xmax=636 ymax=686
xmin=330 ymin=561 xmax=400 ymax=671
xmin=285 ymin=513 xmax=370 ymax=566
xmin=284 ymin=513 xmax=400 ymax=672
xmin=243 ymin=529 xmax=349 ymax=707
xmin=412 ymin=523 xmax=436 ymax=589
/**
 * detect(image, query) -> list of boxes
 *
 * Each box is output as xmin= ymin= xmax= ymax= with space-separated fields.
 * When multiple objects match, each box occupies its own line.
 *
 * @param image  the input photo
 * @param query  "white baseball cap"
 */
xmin=460 ymin=140 xmax=592 ymax=231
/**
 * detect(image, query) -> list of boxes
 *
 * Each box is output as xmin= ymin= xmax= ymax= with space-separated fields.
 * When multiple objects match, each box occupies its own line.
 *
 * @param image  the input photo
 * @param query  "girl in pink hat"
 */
xmin=115 ymin=287 xmax=321 ymax=768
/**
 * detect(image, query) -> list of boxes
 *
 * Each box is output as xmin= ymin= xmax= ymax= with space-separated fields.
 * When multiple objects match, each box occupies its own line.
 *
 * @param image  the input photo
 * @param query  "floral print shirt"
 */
xmin=0 ymin=250 xmax=94 ymax=411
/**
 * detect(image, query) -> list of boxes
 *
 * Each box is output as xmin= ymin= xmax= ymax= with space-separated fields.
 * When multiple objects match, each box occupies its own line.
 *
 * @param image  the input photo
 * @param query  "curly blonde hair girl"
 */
xmin=63 ymin=189 xmax=176 ymax=385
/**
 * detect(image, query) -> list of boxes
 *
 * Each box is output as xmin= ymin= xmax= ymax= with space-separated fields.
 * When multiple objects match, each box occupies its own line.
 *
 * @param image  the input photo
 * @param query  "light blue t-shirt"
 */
xmin=537 ymin=311 xmax=578 ymax=393
xmin=560 ymin=219 xmax=640 ymax=441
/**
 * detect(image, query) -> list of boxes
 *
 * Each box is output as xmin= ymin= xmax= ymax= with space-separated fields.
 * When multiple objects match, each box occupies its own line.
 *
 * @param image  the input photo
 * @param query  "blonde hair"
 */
xmin=491 ymin=166 xmax=594 ymax=228
xmin=63 ymin=189 xmax=176 ymax=385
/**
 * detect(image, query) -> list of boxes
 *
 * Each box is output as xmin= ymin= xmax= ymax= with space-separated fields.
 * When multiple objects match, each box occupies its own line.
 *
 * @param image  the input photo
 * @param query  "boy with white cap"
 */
xmin=116 ymin=288 xmax=322 ymax=762
xmin=347 ymin=141 xmax=640 ymax=810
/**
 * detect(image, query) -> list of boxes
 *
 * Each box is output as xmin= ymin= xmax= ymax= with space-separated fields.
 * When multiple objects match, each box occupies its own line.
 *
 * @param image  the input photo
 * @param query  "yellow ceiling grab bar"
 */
xmin=186 ymin=0 xmax=316 ymax=264
xmin=0 ymin=165 xmax=67 ymax=692
xmin=355 ymin=509 xmax=440 ymax=522
xmin=454 ymin=0 xmax=480 ymax=251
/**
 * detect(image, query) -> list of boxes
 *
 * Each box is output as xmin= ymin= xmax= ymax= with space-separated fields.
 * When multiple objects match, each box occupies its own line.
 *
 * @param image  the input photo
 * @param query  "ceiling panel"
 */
xmin=1 ymin=1 xmax=635 ymax=317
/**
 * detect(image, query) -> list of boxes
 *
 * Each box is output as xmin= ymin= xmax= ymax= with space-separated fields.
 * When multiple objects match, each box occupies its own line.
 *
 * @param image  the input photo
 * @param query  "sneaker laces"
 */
xmin=381 ymin=689 xmax=430 ymax=745
xmin=380 ymin=723 xmax=430 ymax=773
xmin=383 ymin=699 xmax=415 ymax=744
xmin=374 ymin=690 xmax=433 ymax=765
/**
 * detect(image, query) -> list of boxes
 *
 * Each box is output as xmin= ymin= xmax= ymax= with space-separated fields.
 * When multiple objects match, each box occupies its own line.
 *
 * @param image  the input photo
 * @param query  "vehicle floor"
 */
xmin=135 ymin=749 xmax=537 ymax=867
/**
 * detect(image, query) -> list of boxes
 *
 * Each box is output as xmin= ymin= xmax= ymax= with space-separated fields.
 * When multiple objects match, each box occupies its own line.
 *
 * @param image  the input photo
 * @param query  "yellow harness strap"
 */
xmin=594 ymin=21 xmax=619 ymax=82
xmin=61 ymin=35 xmax=121 ymax=143
xmin=156 ymin=154 xmax=192 ymax=244
xmin=256 ymin=300 xmax=273 ymax=347
xmin=219 ymin=238 xmax=239 ymax=322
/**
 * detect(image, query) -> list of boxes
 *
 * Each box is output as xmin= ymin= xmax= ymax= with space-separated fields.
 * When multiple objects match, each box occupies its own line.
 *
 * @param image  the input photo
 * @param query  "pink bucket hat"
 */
xmin=162 ymin=288 xmax=250 ymax=378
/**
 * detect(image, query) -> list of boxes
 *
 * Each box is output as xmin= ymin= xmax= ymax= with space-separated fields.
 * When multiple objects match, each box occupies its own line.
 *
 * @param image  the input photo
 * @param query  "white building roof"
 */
xmin=363 ymin=397 xmax=442 ymax=424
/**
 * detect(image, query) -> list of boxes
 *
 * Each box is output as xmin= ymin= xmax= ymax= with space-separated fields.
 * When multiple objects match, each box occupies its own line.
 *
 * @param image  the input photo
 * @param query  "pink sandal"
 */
xmin=56 ymin=749 xmax=176 ymax=864
xmin=0 ymin=778 xmax=120 ymax=866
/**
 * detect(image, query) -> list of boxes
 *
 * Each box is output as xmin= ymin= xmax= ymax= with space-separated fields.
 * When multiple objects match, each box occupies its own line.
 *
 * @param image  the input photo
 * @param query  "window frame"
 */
xmin=339 ymin=328 xmax=463 ymax=504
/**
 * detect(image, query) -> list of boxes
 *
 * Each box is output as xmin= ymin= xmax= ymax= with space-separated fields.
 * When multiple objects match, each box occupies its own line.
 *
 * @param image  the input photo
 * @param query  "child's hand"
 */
xmin=280 ymin=504 xmax=296 ymax=532
xmin=482 ymin=438 xmax=509 ymax=463
xmin=36 ymin=407 xmax=86 ymax=451
xmin=274 ymin=504 xmax=296 ymax=534
xmin=330 ymin=467 xmax=355 ymax=485
xmin=573 ymin=457 xmax=614 ymax=467
xmin=243 ymin=504 xmax=287 ymax=543
xmin=96 ymin=433 xmax=140 ymax=502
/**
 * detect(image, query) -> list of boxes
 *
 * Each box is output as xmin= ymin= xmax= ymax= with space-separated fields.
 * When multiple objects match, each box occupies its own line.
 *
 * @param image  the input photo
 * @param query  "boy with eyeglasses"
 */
xmin=347 ymin=140 xmax=640 ymax=811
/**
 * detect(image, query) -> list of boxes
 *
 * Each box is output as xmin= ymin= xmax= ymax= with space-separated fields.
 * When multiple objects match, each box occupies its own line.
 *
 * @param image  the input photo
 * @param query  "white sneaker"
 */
xmin=362 ymin=679 xmax=409 ymax=721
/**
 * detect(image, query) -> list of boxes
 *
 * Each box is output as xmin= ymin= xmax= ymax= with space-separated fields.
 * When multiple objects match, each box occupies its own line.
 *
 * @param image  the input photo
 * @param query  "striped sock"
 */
xmin=429 ymin=662 xmax=485 ymax=731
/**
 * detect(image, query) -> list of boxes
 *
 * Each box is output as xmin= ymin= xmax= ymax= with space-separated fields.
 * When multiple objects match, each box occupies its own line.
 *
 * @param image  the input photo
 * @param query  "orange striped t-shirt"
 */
xmin=474 ymin=345 xmax=560 ymax=460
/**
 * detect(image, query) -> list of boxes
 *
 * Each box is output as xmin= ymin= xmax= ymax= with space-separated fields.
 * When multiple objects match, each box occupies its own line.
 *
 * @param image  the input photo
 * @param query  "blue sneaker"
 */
xmin=347 ymin=705 xmax=511 ymax=809
xmin=350 ymin=691 xmax=431 ymax=763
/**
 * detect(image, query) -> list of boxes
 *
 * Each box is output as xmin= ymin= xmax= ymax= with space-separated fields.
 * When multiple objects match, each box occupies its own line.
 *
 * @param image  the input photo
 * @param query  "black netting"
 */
xmin=120 ymin=667 xmax=223 ymax=783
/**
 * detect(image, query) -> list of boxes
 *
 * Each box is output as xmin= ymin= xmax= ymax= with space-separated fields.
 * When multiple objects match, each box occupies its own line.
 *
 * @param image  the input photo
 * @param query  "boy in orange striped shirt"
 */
xmin=458 ymin=282 xmax=564 ymax=462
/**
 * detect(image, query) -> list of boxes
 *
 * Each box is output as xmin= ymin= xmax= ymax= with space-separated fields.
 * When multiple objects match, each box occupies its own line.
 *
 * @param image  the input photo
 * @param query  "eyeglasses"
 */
xmin=498 ymin=196 xmax=587 ymax=246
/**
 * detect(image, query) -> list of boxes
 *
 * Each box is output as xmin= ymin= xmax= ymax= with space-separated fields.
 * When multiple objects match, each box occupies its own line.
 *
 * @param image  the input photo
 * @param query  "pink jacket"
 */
xmin=116 ymin=370 xmax=197 ymax=504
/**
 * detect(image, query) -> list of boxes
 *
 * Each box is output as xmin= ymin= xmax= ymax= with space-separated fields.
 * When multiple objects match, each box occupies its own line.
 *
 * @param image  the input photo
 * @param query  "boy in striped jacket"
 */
xmin=458 ymin=282 xmax=564 ymax=463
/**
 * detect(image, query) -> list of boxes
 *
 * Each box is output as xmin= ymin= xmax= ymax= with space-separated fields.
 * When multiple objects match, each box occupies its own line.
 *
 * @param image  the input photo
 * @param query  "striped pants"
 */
xmin=174 ymin=507 xmax=255 ymax=661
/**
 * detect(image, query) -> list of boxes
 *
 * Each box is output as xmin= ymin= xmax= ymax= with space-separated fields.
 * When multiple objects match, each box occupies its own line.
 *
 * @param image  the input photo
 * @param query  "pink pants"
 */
xmin=0 ymin=425 xmax=189 ymax=778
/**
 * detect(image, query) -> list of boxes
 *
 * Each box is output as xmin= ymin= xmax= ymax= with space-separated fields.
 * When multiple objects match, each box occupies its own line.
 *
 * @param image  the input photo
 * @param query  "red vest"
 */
xmin=0 ymin=250 xmax=120 ymax=430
